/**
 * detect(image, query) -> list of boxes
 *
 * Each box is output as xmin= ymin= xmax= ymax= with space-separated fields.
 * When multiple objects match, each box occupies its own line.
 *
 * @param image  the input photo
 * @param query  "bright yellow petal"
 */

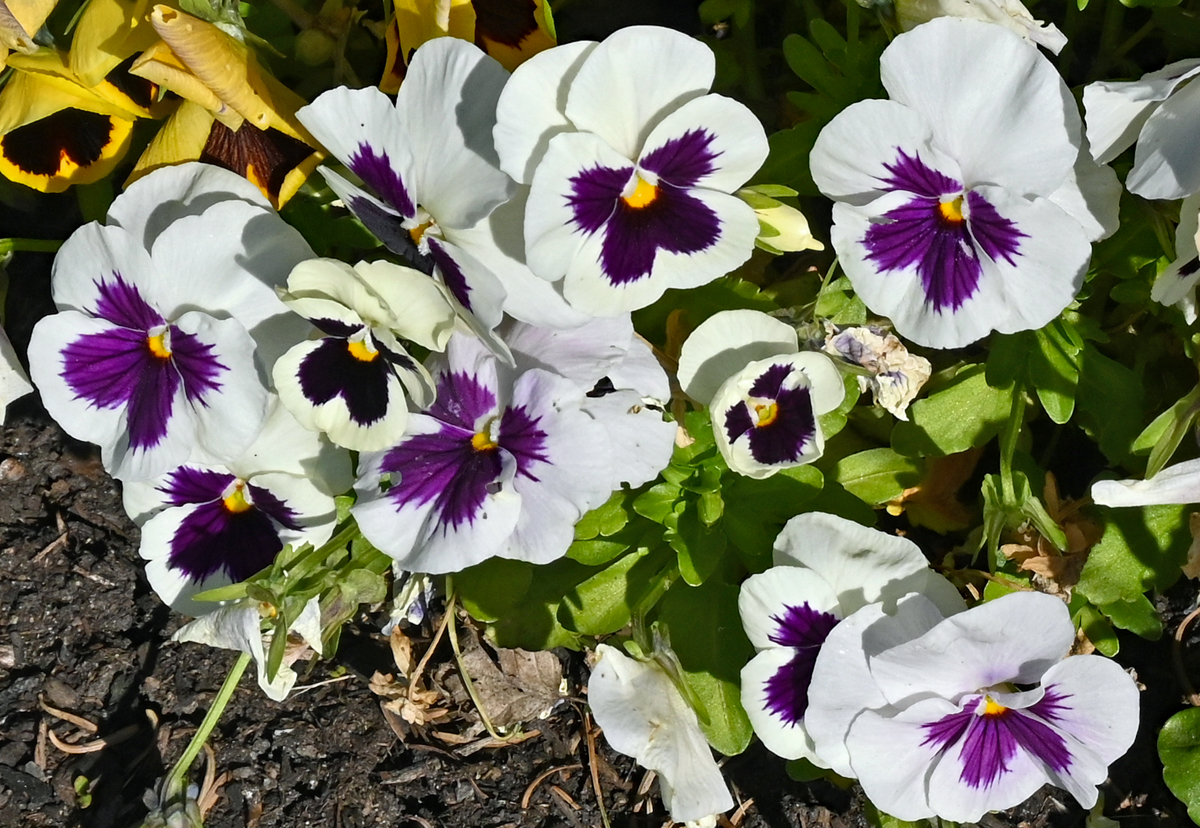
xmin=473 ymin=0 xmax=555 ymax=71
xmin=381 ymin=0 xmax=474 ymax=93
xmin=125 ymin=98 xmax=211 ymax=180
xmin=131 ymin=38 xmax=239 ymax=125
xmin=70 ymin=0 xmax=160 ymax=87
xmin=0 ymin=3 xmax=36 ymax=54
xmin=6 ymin=0 xmax=56 ymax=32
xmin=0 ymin=56 xmax=132 ymax=131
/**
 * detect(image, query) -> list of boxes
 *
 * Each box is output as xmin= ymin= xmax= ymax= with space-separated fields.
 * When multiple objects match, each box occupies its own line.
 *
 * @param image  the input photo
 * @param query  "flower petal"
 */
xmin=739 ymin=566 xmax=840 ymax=651
xmin=1091 ymin=457 xmax=1200 ymax=507
xmin=1127 ymin=76 xmax=1200 ymax=200
xmin=637 ymin=93 xmax=767 ymax=194
xmin=741 ymin=647 xmax=825 ymax=761
xmin=1083 ymin=59 xmax=1200 ymax=165
xmin=677 ymin=309 xmax=798 ymax=407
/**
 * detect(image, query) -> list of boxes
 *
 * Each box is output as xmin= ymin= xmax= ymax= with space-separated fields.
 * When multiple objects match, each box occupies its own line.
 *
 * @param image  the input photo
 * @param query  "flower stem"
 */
xmin=0 ymin=238 xmax=63 ymax=256
xmin=164 ymin=651 xmax=251 ymax=796
xmin=999 ymin=381 xmax=1026 ymax=506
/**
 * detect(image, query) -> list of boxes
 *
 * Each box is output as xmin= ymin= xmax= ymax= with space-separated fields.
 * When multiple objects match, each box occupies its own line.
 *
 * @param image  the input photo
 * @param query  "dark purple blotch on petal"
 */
xmin=93 ymin=273 xmax=164 ymax=329
xmin=428 ymin=370 xmax=497 ymax=431
xmin=297 ymin=336 xmax=396 ymax=426
xmin=864 ymin=150 xmax=1025 ymax=313
xmin=723 ymin=369 xmax=816 ymax=466
xmin=347 ymin=143 xmax=416 ymax=218
xmin=382 ymin=423 xmax=503 ymax=529
xmin=640 ymin=129 xmax=718 ymax=188
xmin=345 ymin=196 xmax=436 ymax=275
xmin=165 ymin=468 xmax=302 ymax=583
xmin=1180 ymin=258 xmax=1200 ymax=278
xmin=762 ymin=603 xmax=840 ymax=725
xmin=428 ymin=239 xmax=473 ymax=311
xmin=169 ymin=327 xmax=226 ymax=405
xmin=500 ymin=403 xmax=549 ymax=481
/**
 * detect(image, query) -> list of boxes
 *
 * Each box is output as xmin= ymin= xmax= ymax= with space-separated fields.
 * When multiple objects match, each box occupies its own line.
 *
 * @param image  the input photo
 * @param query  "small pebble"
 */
xmin=0 ymin=458 xmax=24 ymax=481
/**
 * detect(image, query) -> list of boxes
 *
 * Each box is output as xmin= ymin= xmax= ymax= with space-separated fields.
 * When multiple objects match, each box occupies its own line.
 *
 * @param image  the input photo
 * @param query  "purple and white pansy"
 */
xmin=810 ymin=18 xmax=1115 ymax=349
xmin=1084 ymin=59 xmax=1200 ymax=200
xmin=28 ymin=163 xmax=313 ymax=481
xmin=738 ymin=513 xmax=964 ymax=763
xmin=493 ymin=26 xmax=769 ymax=315
xmin=296 ymin=38 xmax=514 ymax=352
xmin=1149 ymin=194 xmax=1200 ymax=321
xmin=273 ymin=258 xmax=455 ymax=451
xmin=806 ymin=592 xmax=1139 ymax=822
xmin=123 ymin=399 xmax=351 ymax=616
xmin=677 ymin=310 xmax=846 ymax=478
xmin=353 ymin=321 xmax=674 ymax=574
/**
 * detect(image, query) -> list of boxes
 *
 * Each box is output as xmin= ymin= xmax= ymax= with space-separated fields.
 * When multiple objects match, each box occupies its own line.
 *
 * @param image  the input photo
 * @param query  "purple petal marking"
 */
xmin=381 ymin=423 xmax=503 ymax=529
xmin=922 ymin=697 xmax=1072 ymax=790
xmin=161 ymin=467 xmax=233 ymax=506
xmin=125 ymin=355 xmax=181 ymax=451
xmin=499 ymin=403 xmax=549 ymax=481
xmin=311 ymin=317 xmax=360 ymax=338
xmin=762 ymin=603 xmax=840 ymax=725
xmin=345 ymin=195 xmax=435 ymax=274
xmin=567 ymin=163 xmax=722 ymax=287
xmin=639 ymin=129 xmax=718 ymax=188
xmin=428 ymin=239 xmax=473 ymax=311
xmin=62 ymin=326 xmax=151 ymax=410
xmin=864 ymin=150 xmax=1026 ymax=313
xmin=93 ymin=273 xmax=164 ymax=329
xmin=297 ymin=336 xmax=393 ymax=426
xmin=169 ymin=327 xmax=225 ymax=405
xmin=166 ymin=479 xmax=300 ymax=583
xmin=1029 ymin=685 xmax=1070 ymax=722
xmin=347 ymin=143 xmax=415 ymax=218
xmin=428 ymin=370 xmax=497 ymax=431
xmin=724 ymin=364 xmax=816 ymax=466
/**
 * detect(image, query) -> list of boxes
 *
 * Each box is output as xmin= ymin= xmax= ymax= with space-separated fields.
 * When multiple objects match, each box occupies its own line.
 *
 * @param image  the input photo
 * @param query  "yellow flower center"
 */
xmin=347 ymin=337 xmax=379 ymax=362
xmin=223 ymin=481 xmax=253 ymax=514
xmin=938 ymin=196 xmax=965 ymax=223
xmin=754 ymin=402 xmax=779 ymax=427
xmin=982 ymin=697 xmax=1008 ymax=717
xmin=147 ymin=331 xmax=171 ymax=359
xmin=409 ymin=220 xmax=433 ymax=244
xmin=623 ymin=176 xmax=659 ymax=209
xmin=471 ymin=430 xmax=499 ymax=451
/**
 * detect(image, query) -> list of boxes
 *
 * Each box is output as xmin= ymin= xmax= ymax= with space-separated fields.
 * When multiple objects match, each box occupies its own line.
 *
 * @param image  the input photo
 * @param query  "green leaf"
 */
xmin=980 ymin=471 xmax=1068 ymax=556
xmin=1075 ymin=344 xmax=1145 ymax=466
xmin=482 ymin=558 xmax=591 ymax=650
xmin=575 ymin=489 xmax=630 ymax=540
xmin=723 ymin=466 xmax=825 ymax=570
xmin=567 ymin=538 xmax=631 ymax=566
xmin=892 ymin=364 xmax=1013 ymax=457
xmin=668 ymin=507 xmax=729 ymax=586
xmin=864 ymin=801 xmax=928 ymax=828
xmin=1133 ymin=385 xmax=1200 ymax=478
xmin=559 ymin=548 xmax=656 ymax=636
xmin=193 ymin=582 xmax=250 ymax=603
xmin=833 ymin=447 xmax=923 ymax=505
xmin=658 ymin=579 xmax=754 ymax=755
xmin=1160 ymin=708 xmax=1200 ymax=824
xmin=1073 ymin=604 xmax=1120 ymax=657
xmin=1030 ymin=321 xmax=1082 ymax=424
xmin=1076 ymin=504 xmax=1191 ymax=636
xmin=456 ymin=558 xmax=534 ymax=622
xmin=633 ymin=482 xmax=682 ymax=524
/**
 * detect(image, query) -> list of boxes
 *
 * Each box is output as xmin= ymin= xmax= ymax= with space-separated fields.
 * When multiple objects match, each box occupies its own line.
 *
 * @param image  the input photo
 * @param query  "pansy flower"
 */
xmin=589 ymin=644 xmax=734 ymax=825
xmin=353 ymin=328 xmax=662 ymax=574
xmin=1084 ymin=59 xmax=1200 ymax=200
xmin=1148 ymin=193 xmax=1200 ymax=321
xmin=296 ymin=37 xmax=514 ymax=353
xmin=811 ymin=18 xmax=1115 ymax=349
xmin=739 ymin=513 xmax=963 ymax=763
xmin=677 ymin=309 xmax=845 ymax=478
xmin=493 ymin=26 xmax=768 ymax=315
xmin=806 ymin=591 xmax=1139 ymax=822
xmin=822 ymin=323 xmax=931 ymax=421
xmin=272 ymin=257 xmax=455 ymax=452
xmin=123 ymin=398 xmax=351 ymax=616
xmin=28 ymin=162 xmax=314 ymax=480
xmin=1 ymin=323 xmax=33 ymax=420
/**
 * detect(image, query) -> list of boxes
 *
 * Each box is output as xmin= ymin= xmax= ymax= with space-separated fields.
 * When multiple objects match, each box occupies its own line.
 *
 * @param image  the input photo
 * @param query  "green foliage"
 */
xmin=1131 ymin=384 xmax=1200 ymax=478
xmin=1075 ymin=343 xmax=1146 ymax=467
xmin=833 ymin=447 xmax=923 ymax=505
xmin=892 ymin=364 xmax=1013 ymax=457
xmin=1076 ymin=504 xmax=1192 ymax=637
xmin=657 ymin=579 xmax=754 ymax=755
xmin=1160 ymin=708 xmax=1200 ymax=823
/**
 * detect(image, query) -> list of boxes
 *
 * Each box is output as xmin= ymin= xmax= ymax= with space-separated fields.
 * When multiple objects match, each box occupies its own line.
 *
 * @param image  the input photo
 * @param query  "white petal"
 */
xmin=1046 ymin=141 xmax=1121 ymax=242
xmin=583 ymin=389 xmax=677 ymax=490
xmin=398 ymin=37 xmax=516 ymax=228
xmin=589 ymin=645 xmax=733 ymax=824
xmin=1091 ymin=457 xmax=1200 ymax=507
xmin=1127 ymin=77 xmax=1200 ymax=200
xmin=506 ymin=315 xmax=635 ymax=388
xmin=609 ymin=334 xmax=671 ymax=401
xmin=494 ymin=40 xmax=597 ymax=184
xmin=174 ymin=604 xmax=298 ymax=701
xmin=637 ymin=94 xmax=768 ymax=193
xmin=739 ymin=567 xmax=840 ymax=650
xmin=291 ymin=596 xmax=325 ymax=657
xmin=106 ymin=162 xmax=272 ymax=248
xmin=428 ymin=235 xmax=508 ymax=330
xmin=677 ymin=310 xmax=797 ymax=406
xmin=806 ymin=595 xmax=948 ymax=776
xmin=1083 ymin=59 xmax=1200 ymax=164
xmin=0 ymin=324 xmax=32 ymax=420
xmin=353 ymin=260 xmax=458 ymax=351
xmin=867 ymin=592 xmax=1075 ymax=706
xmin=773 ymin=512 xmax=965 ymax=617
xmin=881 ymin=18 xmax=1078 ymax=197
xmin=1151 ymin=193 xmax=1200 ymax=319
xmin=565 ymin=26 xmax=714 ymax=161
xmin=50 ymin=222 xmax=157 ymax=313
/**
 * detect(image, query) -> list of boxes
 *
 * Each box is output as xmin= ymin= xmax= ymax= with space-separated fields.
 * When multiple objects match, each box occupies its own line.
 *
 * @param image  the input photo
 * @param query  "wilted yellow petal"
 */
xmin=141 ymin=5 xmax=270 ymax=129
xmin=381 ymin=0 xmax=474 ymax=93
xmin=0 ymin=2 xmax=37 ymax=54
xmin=6 ymin=0 xmax=57 ymax=33
xmin=70 ymin=0 xmax=159 ymax=87
xmin=132 ymin=38 xmax=232 ymax=120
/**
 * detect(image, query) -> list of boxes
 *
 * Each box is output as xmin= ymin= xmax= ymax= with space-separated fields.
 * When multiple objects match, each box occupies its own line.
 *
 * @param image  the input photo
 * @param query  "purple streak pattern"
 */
xmin=723 ymin=363 xmax=816 ymax=466
xmin=347 ymin=143 xmax=415 ymax=218
xmin=763 ymin=603 xmax=841 ymax=725
xmin=864 ymin=150 xmax=1025 ymax=312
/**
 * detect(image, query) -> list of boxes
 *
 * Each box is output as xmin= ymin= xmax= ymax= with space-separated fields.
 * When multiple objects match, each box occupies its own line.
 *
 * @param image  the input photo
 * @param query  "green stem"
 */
xmin=285 ymin=520 xmax=361 ymax=578
xmin=999 ymin=381 xmax=1027 ymax=505
xmin=0 ymin=238 xmax=63 ymax=256
xmin=164 ymin=651 xmax=251 ymax=796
